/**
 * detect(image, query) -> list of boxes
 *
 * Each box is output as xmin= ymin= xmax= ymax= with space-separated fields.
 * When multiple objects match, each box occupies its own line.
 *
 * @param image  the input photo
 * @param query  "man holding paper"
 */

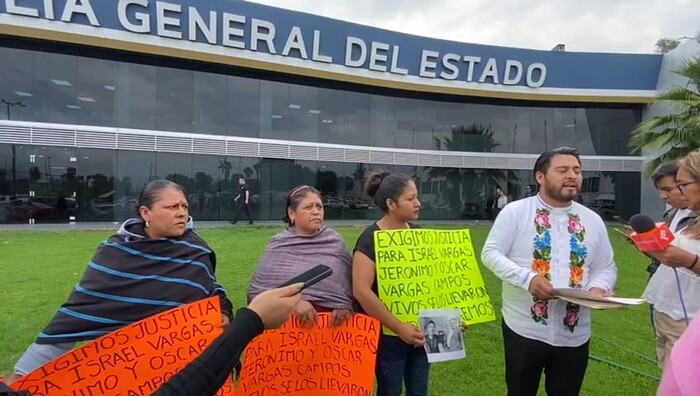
xmin=482 ymin=147 xmax=617 ymax=396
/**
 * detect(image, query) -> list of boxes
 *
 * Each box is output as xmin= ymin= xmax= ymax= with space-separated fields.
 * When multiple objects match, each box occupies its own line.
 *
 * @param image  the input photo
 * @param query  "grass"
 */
xmin=0 ymin=226 xmax=659 ymax=395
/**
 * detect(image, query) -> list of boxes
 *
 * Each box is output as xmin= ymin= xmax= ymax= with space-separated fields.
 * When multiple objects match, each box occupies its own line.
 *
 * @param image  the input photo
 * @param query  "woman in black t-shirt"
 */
xmin=353 ymin=170 xmax=429 ymax=396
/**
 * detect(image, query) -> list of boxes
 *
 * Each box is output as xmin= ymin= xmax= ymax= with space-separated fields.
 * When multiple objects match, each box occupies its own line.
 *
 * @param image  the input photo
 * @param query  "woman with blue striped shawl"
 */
xmin=10 ymin=180 xmax=233 ymax=380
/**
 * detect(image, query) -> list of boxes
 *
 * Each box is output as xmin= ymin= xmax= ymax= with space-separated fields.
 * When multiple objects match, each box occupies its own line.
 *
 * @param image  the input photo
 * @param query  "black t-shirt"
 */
xmin=236 ymin=185 xmax=250 ymax=204
xmin=353 ymin=222 xmax=420 ymax=297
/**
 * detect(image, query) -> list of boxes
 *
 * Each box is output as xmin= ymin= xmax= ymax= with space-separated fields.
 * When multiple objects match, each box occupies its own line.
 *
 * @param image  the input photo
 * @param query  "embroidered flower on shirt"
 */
xmin=564 ymin=213 xmax=587 ymax=333
xmin=570 ymin=266 xmax=584 ymax=285
xmin=565 ymin=309 xmax=579 ymax=327
xmin=532 ymin=300 xmax=549 ymax=321
xmin=535 ymin=211 xmax=551 ymax=229
xmin=531 ymin=210 xmax=587 ymax=333
xmin=531 ymin=209 xmax=552 ymax=325
xmin=534 ymin=232 xmax=552 ymax=251
xmin=532 ymin=259 xmax=551 ymax=278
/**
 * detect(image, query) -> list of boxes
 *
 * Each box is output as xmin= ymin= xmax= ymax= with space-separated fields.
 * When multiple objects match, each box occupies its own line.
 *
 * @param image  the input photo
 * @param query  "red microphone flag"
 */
xmin=629 ymin=222 xmax=675 ymax=252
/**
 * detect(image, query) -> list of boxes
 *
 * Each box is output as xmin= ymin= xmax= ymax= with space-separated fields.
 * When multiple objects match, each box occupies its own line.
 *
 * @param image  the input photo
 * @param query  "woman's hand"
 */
xmin=248 ymin=283 xmax=304 ymax=329
xmin=295 ymin=300 xmax=318 ymax=329
xmin=330 ymin=309 xmax=352 ymax=327
xmin=396 ymin=323 xmax=425 ymax=347
xmin=649 ymin=246 xmax=697 ymax=269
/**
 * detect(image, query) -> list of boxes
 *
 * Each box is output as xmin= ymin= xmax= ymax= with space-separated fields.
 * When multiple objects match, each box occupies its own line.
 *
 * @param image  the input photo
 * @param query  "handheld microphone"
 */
xmin=628 ymin=214 xmax=675 ymax=252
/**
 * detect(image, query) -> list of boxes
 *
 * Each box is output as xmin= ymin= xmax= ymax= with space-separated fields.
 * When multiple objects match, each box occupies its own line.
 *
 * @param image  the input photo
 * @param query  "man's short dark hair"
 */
xmin=651 ymin=162 xmax=679 ymax=188
xmin=533 ymin=146 xmax=582 ymax=178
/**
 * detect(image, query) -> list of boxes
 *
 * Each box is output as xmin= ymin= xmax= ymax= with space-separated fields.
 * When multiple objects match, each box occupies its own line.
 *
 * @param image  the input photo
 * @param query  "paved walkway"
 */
xmin=0 ymin=219 xmax=494 ymax=231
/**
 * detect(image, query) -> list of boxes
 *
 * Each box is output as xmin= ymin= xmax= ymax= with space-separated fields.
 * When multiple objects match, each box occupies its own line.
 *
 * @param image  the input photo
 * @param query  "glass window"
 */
xmin=229 ymin=77 xmax=261 ymax=138
xmin=188 ymin=155 xmax=219 ymax=221
xmin=23 ymin=146 xmax=82 ymax=224
xmin=34 ymin=51 xmax=79 ymax=125
xmin=75 ymin=58 xmax=118 ymax=127
xmin=194 ymin=72 xmax=227 ymax=134
xmin=258 ymin=158 xmax=290 ymax=221
xmin=0 ymin=47 xmax=34 ymax=121
xmin=79 ymin=148 xmax=116 ymax=222
xmin=155 ymin=152 xmax=193 ymax=194
xmin=156 ymin=68 xmax=194 ymax=132
xmin=117 ymin=63 xmax=157 ymax=130
xmin=0 ymin=144 xmax=32 ymax=223
xmin=114 ymin=150 xmax=156 ymax=221
xmin=0 ymin=44 xmax=643 ymax=157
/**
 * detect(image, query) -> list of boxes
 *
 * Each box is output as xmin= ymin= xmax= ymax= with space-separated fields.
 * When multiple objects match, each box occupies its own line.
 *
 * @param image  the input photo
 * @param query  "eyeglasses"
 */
xmin=676 ymin=181 xmax=700 ymax=192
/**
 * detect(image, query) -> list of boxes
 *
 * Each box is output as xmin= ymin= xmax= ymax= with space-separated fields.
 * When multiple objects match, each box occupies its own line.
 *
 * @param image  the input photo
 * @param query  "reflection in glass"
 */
xmin=0 ymin=143 xmax=641 ymax=223
xmin=0 ymin=42 xmax=645 ymax=223
xmin=0 ymin=45 xmax=642 ymax=156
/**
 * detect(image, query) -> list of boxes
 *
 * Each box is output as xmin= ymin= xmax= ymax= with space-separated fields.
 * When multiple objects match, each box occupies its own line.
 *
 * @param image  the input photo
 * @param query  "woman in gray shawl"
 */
xmin=248 ymin=185 xmax=354 ymax=327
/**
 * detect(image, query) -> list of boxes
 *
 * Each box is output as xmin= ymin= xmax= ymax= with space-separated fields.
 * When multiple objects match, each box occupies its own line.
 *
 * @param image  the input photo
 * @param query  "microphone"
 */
xmin=628 ymin=214 xmax=675 ymax=252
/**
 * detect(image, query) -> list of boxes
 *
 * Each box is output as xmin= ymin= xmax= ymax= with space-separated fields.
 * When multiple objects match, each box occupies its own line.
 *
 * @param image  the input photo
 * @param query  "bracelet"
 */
xmin=689 ymin=255 xmax=699 ymax=270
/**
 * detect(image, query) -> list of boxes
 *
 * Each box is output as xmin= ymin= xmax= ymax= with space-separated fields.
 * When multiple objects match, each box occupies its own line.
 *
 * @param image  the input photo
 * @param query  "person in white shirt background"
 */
xmin=481 ymin=146 xmax=617 ymax=396
xmin=493 ymin=187 xmax=508 ymax=218
xmin=641 ymin=161 xmax=698 ymax=368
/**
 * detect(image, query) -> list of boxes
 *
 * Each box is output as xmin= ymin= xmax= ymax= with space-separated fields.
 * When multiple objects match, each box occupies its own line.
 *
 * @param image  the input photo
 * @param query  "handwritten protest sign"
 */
xmin=13 ymin=297 xmax=235 ymax=396
xmin=238 ymin=313 xmax=380 ymax=396
xmin=374 ymin=228 xmax=496 ymax=332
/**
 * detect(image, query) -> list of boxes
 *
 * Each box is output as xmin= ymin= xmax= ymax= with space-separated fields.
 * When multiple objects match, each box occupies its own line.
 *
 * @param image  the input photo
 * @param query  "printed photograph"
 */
xmin=419 ymin=309 xmax=467 ymax=363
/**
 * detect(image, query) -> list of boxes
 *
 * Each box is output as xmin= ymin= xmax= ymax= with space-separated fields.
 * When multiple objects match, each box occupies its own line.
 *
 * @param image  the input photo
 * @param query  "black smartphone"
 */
xmin=613 ymin=215 xmax=629 ymax=226
xmin=278 ymin=264 xmax=333 ymax=291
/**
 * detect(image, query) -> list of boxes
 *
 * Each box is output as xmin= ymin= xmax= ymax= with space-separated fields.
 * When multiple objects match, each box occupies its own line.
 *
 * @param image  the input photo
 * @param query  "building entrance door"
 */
xmin=26 ymin=146 xmax=80 ymax=224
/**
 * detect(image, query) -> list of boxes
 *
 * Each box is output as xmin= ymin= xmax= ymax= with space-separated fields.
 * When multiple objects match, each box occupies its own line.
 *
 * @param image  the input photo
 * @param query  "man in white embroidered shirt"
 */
xmin=481 ymin=147 xmax=617 ymax=396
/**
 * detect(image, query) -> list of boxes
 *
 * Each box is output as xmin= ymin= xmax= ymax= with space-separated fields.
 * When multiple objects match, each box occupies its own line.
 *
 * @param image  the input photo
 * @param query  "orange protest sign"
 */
xmin=13 ymin=297 xmax=235 ymax=396
xmin=238 ymin=313 xmax=380 ymax=396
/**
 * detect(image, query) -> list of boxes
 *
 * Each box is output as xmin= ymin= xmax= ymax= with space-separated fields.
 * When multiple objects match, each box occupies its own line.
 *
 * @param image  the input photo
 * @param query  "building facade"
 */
xmin=0 ymin=0 xmax=663 ymax=224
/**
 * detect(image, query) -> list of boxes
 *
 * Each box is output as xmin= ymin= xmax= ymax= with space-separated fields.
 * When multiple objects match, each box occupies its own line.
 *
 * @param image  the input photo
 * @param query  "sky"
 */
xmin=246 ymin=0 xmax=698 ymax=54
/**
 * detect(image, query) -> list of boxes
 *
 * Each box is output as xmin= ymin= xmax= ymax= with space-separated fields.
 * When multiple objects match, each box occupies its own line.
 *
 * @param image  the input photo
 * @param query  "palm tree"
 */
xmin=629 ymin=56 xmax=700 ymax=177
xmin=429 ymin=124 xmax=518 ymax=216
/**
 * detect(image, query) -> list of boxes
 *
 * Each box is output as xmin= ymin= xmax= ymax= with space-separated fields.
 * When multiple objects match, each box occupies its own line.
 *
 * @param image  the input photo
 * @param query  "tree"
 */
xmin=194 ymin=172 xmax=214 ymax=193
xmin=429 ymin=124 xmax=518 ymax=216
xmin=629 ymin=56 xmax=700 ymax=177
xmin=655 ymin=38 xmax=680 ymax=53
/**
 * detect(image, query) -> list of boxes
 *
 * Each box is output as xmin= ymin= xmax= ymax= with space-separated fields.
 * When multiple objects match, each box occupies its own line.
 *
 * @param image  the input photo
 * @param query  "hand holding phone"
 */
xmin=278 ymin=264 xmax=333 ymax=292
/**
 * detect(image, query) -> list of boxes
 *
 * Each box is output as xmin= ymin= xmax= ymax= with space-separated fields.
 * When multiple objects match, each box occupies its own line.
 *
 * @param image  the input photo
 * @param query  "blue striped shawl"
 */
xmin=36 ymin=219 xmax=232 ymax=344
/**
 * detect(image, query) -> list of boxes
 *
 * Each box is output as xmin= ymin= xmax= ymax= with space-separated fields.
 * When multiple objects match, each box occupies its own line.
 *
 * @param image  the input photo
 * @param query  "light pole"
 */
xmin=1 ymin=98 xmax=25 ymax=120
xmin=1 ymin=99 xmax=25 ymax=197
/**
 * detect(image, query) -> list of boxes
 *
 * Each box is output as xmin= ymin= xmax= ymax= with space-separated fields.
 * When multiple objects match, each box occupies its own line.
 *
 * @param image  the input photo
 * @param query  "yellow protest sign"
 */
xmin=374 ymin=228 xmax=496 ymax=331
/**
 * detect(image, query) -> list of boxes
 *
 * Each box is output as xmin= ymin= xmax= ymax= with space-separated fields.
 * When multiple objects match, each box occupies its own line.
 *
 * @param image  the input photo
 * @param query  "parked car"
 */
xmin=323 ymin=197 xmax=349 ymax=210
xmin=349 ymin=199 xmax=370 ymax=210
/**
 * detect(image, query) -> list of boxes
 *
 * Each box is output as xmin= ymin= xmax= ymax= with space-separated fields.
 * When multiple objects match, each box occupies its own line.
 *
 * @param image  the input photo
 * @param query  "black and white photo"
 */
xmin=419 ymin=309 xmax=466 ymax=363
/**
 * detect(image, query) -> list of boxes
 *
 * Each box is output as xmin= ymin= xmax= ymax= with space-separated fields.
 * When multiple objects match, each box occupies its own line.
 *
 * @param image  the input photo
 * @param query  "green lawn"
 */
xmin=0 ymin=226 xmax=659 ymax=395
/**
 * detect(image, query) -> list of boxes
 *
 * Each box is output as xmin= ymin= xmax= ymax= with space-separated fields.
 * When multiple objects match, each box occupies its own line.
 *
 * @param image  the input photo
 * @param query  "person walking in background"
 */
xmin=481 ymin=147 xmax=617 ymax=396
xmin=231 ymin=177 xmax=253 ymax=225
